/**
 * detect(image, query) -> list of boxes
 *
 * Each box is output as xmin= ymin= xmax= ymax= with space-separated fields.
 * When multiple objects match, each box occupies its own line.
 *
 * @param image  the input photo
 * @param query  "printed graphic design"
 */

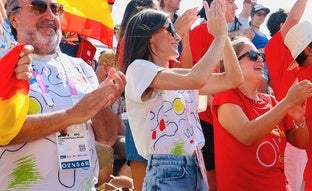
xmin=6 ymin=155 xmax=43 ymax=191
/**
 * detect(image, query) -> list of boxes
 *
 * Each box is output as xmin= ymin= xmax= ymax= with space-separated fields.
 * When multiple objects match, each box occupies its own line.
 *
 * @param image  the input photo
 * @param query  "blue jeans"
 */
xmin=143 ymin=154 xmax=208 ymax=191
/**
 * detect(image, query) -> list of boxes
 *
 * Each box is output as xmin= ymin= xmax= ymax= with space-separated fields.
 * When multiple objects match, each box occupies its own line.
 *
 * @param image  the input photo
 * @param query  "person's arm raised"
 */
xmin=150 ymin=0 xmax=229 ymax=90
xmin=281 ymin=0 xmax=308 ymax=39
xmin=199 ymin=37 xmax=243 ymax=95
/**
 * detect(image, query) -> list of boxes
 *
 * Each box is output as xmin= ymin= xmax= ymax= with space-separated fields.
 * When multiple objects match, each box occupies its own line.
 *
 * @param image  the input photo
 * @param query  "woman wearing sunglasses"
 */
xmin=212 ymin=36 xmax=312 ymax=191
xmin=123 ymin=0 xmax=243 ymax=190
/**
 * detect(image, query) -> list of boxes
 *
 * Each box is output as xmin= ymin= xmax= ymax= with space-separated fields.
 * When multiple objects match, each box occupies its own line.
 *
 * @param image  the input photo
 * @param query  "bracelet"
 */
xmin=294 ymin=118 xmax=306 ymax=128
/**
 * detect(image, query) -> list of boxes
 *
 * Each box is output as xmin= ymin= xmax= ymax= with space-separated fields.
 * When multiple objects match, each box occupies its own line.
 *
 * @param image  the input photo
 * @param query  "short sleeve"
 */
xmin=125 ymin=59 xmax=164 ymax=103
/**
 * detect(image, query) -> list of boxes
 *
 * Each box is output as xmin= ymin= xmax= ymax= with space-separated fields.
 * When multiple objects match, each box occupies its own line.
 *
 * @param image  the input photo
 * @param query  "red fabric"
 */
xmin=189 ymin=22 xmax=215 ymax=124
xmin=0 ymin=44 xmax=28 ymax=100
xmin=190 ymin=22 xmax=215 ymax=64
xmin=107 ymin=0 xmax=115 ymax=4
xmin=212 ymin=89 xmax=290 ymax=191
xmin=265 ymin=32 xmax=298 ymax=101
xmin=61 ymin=12 xmax=114 ymax=48
xmin=117 ymin=38 xmax=124 ymax=69
xmin=265 ymin=32 xmax=312 ymax=187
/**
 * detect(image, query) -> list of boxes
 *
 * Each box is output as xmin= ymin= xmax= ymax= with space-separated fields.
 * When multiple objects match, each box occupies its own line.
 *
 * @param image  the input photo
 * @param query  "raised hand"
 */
xmin=66 ymin=68 xmax=126 ymax=124
xmin=285 ymin=79 xmax=312 ymax=109
xmin=204 ymin=0 xmax=228 ymax=37
xmin=174 ymin=7 xmax=198 ymax=37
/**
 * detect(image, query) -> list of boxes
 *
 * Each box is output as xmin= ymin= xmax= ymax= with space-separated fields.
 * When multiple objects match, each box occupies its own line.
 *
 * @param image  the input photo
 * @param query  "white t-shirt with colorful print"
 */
xmin=125 ymin=59 xmax=205 ymax=159
xmin=0 ymin=52 xmax=99 ymax=191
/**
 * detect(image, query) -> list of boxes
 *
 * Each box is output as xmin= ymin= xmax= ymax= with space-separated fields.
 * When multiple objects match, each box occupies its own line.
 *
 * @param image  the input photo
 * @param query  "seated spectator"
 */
xmin=95 ymin=49 xmax=132 ymax=188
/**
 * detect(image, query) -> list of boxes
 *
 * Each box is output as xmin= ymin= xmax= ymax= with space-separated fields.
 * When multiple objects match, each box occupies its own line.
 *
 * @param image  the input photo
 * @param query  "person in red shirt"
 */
xmin=213 ymin=35 xmax=312 ymax=191
xmin=265 ymin=0 xmax=309 ymax=190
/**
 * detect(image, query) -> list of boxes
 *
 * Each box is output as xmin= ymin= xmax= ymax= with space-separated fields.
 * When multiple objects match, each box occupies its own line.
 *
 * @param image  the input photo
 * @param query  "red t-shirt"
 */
xmin=265 ymin=32 xmax=312 ymax=187
xmin=265 ymin=31 xmax=298 ymax=101
xmin=212 ymin=89 xmax=293 ymax=191
xmin=116 ymin=38 xmax=125 ymax=69
xmin=189 ymin=22 xmax=215 ymax=124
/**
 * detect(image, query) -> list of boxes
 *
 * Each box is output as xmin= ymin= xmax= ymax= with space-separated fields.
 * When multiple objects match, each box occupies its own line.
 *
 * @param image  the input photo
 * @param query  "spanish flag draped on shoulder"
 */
xmin=57 ymin=0 xmax=114 ymax=47
xmin=0 ymin=44 xmax=28 ymax=145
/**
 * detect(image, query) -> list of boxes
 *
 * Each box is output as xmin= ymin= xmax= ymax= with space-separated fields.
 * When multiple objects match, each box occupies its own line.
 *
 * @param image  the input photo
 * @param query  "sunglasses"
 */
xmin=165 ymin=22 xmax=177 ymax=37
xmin=237 ymin=50 xmax=265 ymax=62
xmin=255 ymin=12 xmax=267 ymax=17
xmin=13 ymin=1 xmax=64 ymax=16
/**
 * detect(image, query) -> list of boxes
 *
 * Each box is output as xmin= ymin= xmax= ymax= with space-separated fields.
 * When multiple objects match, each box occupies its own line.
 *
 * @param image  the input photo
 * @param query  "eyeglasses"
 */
xmin=237 ymin=50 xmax=265 ymax=62
xmin=13 ymin=1 xmax=64 ymax=16
xmin=255 ymin=12 xmax=267 ymax=17
xmin=165 ymin=22 xmax=177 ymax=37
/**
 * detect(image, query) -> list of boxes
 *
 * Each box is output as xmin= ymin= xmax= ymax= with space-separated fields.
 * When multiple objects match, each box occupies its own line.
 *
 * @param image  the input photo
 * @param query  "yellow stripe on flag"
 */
xmin=0 ymin=92 xmax=28 ymax=145
xmin=57 ymin=0 xmax=114 ymax=47
xmin=0 ymin=44 xmax=28 ymax=145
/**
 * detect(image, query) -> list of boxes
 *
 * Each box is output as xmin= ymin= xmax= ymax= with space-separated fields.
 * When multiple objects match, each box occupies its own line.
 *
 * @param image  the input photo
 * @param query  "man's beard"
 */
xmin=21 ymin=27 xmax=62 ymax=56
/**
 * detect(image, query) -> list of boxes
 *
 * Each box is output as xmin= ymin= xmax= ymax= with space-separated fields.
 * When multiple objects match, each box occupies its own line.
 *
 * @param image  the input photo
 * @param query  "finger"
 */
xmin=15 ymin=71 xmax=32 ymax=81
xmin=203 ymin=1 xmax=210 ymax=20
xmin=19 ymin=44 xmax=34 ymax=57
xmin=290 ymin=78 xmax=299 ymax=88
xmin=15 ymin=62 xmax=32 ymax=73
xmin=16 ymin=54 xmax=32 ymax=67
xmin=219 ymin=0 xmax=227 ymax=13
xmin=214 ymin=0 xmax=224 ymax=17
xmin=117 ymin=71 xmax=127 ymax=85
xmin=112 ymin=73 xmax=125 ymax=94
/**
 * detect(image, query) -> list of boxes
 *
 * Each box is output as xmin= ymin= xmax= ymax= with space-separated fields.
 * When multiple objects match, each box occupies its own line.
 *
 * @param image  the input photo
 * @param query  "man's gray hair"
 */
xmin=5 ymin=0 xmax=21 ymax=40
xmin=5 ymin=0 xmax=21 ymax=16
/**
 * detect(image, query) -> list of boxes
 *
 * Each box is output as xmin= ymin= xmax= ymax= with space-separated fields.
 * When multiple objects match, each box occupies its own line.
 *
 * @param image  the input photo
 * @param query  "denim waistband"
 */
xmin=148 ymin=154 xmax=198 ymax=166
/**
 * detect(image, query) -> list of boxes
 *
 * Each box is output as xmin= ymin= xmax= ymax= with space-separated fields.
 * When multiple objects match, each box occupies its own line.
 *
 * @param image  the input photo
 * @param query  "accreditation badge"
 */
xmin=56 ymin=124 xmax=91 ymax=170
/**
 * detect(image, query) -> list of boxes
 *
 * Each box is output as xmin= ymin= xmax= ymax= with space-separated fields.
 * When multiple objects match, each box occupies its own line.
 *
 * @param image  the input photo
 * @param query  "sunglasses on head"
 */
xmin=13 ymin=1 xmax=64 ymax=16
xmin=255 ymin=12 xmax=267 ymax=17
xmin=238 ymin=50 xmax=265 ymax=62
xmin=165 ymin=22 xmax=177 ymax=37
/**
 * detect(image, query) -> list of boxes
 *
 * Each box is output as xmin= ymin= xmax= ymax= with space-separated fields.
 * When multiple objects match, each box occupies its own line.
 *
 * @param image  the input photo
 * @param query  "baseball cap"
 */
xmin=251 ymin=4 xmax=270 ymax=17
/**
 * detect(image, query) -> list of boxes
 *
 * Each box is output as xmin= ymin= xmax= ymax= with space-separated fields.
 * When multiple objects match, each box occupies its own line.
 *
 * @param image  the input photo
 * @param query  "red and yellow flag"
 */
xmin=0 ymin=44 xmax=29 ymax=145
xmin=57 ymin=0 xmax=114 ymax=47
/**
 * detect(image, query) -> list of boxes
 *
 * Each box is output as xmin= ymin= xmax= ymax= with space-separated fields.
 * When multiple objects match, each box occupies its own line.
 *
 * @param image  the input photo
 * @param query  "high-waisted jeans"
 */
xmin=142 ymin=154 xmax=208 ymax=191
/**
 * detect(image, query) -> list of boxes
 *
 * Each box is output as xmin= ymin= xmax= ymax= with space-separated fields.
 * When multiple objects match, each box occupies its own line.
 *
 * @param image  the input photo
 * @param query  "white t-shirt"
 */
xmin=125 ymin=59 xmax=205 ymax=159
xmin=0 ymin=52 xmax=99 ymax=191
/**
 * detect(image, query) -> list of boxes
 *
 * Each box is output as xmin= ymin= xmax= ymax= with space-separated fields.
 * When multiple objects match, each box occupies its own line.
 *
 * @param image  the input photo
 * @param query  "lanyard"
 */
xmin=32 ymin=53 xmax=79 ymax=108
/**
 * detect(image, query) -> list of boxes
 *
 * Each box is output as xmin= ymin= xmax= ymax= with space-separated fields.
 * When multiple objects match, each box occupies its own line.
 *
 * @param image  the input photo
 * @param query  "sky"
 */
xmin=111 ymin=0 xmax=312 ymax=37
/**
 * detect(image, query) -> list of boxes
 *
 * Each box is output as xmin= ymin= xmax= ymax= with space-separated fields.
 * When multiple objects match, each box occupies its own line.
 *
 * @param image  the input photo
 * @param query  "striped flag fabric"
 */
xmin=57 ymin=0 xmax=114 ymax=47
xmin=0 ymin=44 xmax=28 ymax=145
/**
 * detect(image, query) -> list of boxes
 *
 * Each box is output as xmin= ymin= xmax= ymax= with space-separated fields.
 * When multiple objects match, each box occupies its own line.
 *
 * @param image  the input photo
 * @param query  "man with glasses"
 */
xmin=0 ymin=0 xmax=126 ymax=190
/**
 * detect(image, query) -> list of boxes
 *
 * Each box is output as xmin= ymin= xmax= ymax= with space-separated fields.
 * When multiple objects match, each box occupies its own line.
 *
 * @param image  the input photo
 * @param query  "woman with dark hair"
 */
xmin=118 ymin=1 xmax=198 ymax=190
xmin=123 ymin=0 xmax=243 ymax=190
